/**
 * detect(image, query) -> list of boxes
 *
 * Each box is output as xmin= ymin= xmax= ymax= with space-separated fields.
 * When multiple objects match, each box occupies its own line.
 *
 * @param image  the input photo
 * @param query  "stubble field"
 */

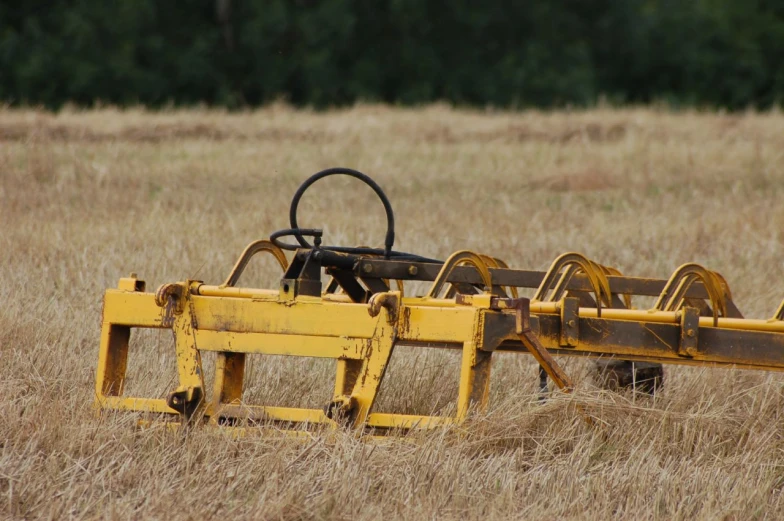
xmin=1 ymin=105 xmax=784 ymax=520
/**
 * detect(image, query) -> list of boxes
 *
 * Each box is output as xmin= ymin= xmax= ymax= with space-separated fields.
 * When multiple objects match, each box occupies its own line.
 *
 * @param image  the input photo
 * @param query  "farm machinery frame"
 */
xmin=95 ymin=168 xmax=784 ymax=433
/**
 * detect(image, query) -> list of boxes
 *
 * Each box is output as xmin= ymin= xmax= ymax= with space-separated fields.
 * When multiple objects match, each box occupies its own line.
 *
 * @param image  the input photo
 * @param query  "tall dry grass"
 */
xmin=1 ymin=104 xmax=784 ymax=520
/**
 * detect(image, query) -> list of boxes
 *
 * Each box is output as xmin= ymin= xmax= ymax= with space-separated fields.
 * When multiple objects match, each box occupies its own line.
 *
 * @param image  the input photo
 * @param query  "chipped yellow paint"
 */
xmin=96 ymin=259 xmax=784 ymax=434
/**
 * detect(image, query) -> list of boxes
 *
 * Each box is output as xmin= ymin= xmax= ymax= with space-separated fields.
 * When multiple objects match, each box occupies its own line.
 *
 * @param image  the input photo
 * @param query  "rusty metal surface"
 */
xmin=353 ymin=258 xmax=725 ymax=300
xmin=654 ymin=263 xmax=730 ymax=325
xmin=494 ymin=313 xmax=784 ymax=371
xmin=512 ymin=298 xmax=574 ymax=392
xmin=95 ymin=221 xmax=784 ymax=434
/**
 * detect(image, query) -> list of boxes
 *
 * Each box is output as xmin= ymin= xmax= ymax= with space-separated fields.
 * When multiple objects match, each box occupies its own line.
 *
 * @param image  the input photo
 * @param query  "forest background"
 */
xmin=3 ymin=0 xmax=783 ymax=110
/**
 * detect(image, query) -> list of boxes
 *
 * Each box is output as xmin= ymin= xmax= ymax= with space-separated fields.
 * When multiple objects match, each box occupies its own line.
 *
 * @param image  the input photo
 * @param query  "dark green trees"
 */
xmin=1 ymin=0 xmax=782 ymax=109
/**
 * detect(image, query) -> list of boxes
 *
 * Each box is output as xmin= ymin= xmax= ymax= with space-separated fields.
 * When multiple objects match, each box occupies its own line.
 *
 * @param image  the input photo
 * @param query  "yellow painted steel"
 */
xmin=654 ymin=263 xmax=729 ymax=325
xmin=221 ymin=239 xmax=288 ymax=288
xmin=534 ymin=252 xmax=613 ymax=308
xmin=530 ymin=302 xmax=784 ymax=333
xmin=100 ymin=396 xmax=176 ymax=415
xmin=427 ymin=250 xmax=494 ymax=298
xmin=95 ymin=249 xmax=784 ymax=434
xmin=195 ymin=330 xmax=368 ymax=359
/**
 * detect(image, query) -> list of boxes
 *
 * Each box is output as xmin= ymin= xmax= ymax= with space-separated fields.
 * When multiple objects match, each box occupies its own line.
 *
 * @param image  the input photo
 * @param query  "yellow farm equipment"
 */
xmin=96 ymin=168 xmax=784 ymax=433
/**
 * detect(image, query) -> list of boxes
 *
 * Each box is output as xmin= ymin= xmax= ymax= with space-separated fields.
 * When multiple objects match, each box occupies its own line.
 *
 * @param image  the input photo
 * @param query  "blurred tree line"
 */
xmin=1 ymin=0 xmax=783 ymax=110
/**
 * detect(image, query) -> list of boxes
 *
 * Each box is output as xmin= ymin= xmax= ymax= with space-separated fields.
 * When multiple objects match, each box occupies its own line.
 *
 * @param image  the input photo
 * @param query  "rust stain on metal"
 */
xmin=93 ymin=170 xmax=784 ymax=434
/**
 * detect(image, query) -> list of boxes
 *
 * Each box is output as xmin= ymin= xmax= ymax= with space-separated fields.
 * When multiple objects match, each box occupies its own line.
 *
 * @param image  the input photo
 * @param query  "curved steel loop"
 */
xmin=550 ymin=262 xmax=623 ymax=307
xmin=477 ymin=253 xmax=498 ymax=269
xmin=477 ymin=254 xmax=519 ymax=298
xmin=442 ymin=252 xmax=499 ymax=300
xmin=600 ymin=265 xmax=632 ymax=309
xmin=548 ymin=264 xmax=581 ymax=303
xmin=493 ymin=257 xmax=519 ymax=298
xmin=534 ymin=253 xmax=613 ymax=312
xmin=774 ymin=298 xmax=784 ymax=321
xmin=654 ymin=263 xmax=728 ymax=326
xmin=427 ymin=251 xmax=493 ymax=299
xmin=154 ymin=282 xmax=182 ymax=308
xmin=221 ymin=239 xmax=289 ymax=288
xmin=711 ymin=271 xmax=734 ymax=302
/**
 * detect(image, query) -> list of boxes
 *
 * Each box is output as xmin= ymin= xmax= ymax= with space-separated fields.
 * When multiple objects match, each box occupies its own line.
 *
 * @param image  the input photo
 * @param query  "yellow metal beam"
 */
xmin=530 ymin=302 xmax=784 ymax=333
xmin=195 ymin=330 xmax=367 ymax=359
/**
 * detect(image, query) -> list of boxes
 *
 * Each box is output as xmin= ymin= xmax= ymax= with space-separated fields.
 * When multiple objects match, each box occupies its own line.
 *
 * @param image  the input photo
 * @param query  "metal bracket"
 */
xmin=509 ymin=298 xmax=574 ymax=392
xmin=280 ymin=248 xmax=324 ymax=299
xmin=166 ymin=386 xmax=203 ymax=419
xmin=678 ymin=306 xmax=700 ymax=357
xmin=560 ymin=297 xmax=579 ymax=347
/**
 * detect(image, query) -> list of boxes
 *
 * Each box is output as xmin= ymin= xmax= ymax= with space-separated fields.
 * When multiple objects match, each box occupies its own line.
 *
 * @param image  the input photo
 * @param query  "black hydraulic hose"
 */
xmin=270 ymin=228 xmax=442 ymax=263
xmin=273 ymin=167 xmax=443 ymax=263
xmin=289 ymin=167 xmax=395 ymax=258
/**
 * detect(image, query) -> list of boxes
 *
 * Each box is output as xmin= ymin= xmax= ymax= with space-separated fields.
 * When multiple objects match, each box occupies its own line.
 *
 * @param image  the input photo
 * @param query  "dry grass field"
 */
xmin=1 ymin=104 xmax=784 ymax=520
